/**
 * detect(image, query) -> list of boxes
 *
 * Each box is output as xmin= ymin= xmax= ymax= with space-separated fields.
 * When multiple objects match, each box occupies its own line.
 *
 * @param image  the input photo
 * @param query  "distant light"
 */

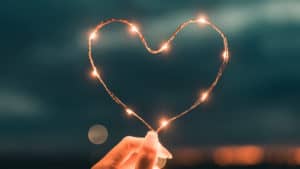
xmin=235 ymin=146 xmax=264 ymax=165
xmin=213 ymin=147 xmax=234 ymax=166
xmin=293 ymin=148 xmax=300 ymax=164
xmin=125 ymin=108 xmax=134 ymax=115
xmin=200 ymin=91 xmax=209 ymax=102
xmin=88 ymin=124 xmax=108 ymax=145
xmin=89 ymin=32 xmax=97 ymax=40
xmin=213 ymin=146 xmax=264 ymax=166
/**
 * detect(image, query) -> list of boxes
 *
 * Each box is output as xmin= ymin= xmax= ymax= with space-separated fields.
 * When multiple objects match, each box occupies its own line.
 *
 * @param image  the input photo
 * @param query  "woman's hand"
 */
xmin=92 ymin=131 xmax=172 ymax=169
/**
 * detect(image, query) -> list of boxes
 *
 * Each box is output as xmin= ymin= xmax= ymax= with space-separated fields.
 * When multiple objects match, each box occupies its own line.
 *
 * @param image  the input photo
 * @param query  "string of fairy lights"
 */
xmin=88 ymin=16 xmax=229 ymax=133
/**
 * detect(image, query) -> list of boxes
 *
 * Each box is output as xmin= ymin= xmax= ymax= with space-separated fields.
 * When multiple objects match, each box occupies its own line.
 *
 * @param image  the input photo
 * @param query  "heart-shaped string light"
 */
xmin=88 ymin=16 xmax=229 ymax=133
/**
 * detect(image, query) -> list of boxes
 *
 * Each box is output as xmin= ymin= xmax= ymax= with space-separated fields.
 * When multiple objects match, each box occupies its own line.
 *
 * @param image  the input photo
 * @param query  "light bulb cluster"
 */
xmin=88 ymin=16 xmax=230 ymax=132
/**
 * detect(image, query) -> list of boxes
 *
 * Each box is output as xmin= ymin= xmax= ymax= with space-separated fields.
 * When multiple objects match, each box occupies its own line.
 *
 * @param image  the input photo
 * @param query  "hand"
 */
xmin=92 ymin=131 xmax=172 ymax=169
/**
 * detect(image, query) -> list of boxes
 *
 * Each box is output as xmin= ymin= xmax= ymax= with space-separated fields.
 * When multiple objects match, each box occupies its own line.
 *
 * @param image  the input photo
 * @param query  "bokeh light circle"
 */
xmin=88 ymin=124 xmax=108 ymax=145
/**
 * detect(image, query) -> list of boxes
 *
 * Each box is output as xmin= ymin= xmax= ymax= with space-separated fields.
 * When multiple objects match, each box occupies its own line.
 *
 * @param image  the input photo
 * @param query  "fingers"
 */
xmin=91 ymin=132 xmax=173 ymax=169
xmin=92 ymin=136 xmax=144 ymax=169
xmin=157 ymin=143 xmax=172 ymax=159
xmin=122 ymin=152 xmax=139 ymax=169
xmin=134 ymin=131 xmax=159 ymax=169
xmin=134 ymin=141 xmax=157 ymax=169
xmin=122 ymin=132 xmax=172 ymax=169
xmin=120 ymin=147 xmax=168 ymax=169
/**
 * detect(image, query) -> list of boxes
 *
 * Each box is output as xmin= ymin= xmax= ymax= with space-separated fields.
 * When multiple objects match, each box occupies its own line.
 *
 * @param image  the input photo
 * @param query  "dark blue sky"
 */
xmin=1 ymin=0 xmax=300 ymax=164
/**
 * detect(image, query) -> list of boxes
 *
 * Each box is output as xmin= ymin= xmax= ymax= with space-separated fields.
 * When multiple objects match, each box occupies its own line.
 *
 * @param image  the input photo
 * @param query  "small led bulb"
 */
xmin=130 ymin=25 xmax=139 ymax=33
xmin=197 ymin=17 xmax=207 ymax=24
xmin=160 ymin=119 xmax=169 ymax=128
xmin=125 ymin=108 xmax=134 ymax=115
xmin=161 ymin=43 xmax=169 ymax=51
xmin=91 ymin=69 xmax=99 ymax=77
xmin=200 ymin=91 xmax=209 ymax=102
xmin=222 ymin=51 xmax=229 ymax=62
xmin=90 ymin=32 xmax=97 ymax=40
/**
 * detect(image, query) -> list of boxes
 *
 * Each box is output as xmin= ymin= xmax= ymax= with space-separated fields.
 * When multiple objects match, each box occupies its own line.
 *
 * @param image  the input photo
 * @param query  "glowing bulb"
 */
xmin=222 ymin=51 xmax=229 ymax=62
xmin=89 ymin=32 xmax=97 ymax=40
xmin=130 ymin=25 xmax=139 ymax=33
xmin=197 ymin=17 xmax=207 ymax=24
xmin=200 ymin=91 xmax=209 ymax=102
xmin=153 ymin=166 xmax=160 ymax=169
xmin=91 ymin=69 xmax=99 ymax=77
xmin=125 ymin=108 xmax=134 ymax=115
xmin=160 ymin=119 xmax=169 ymax=128
xmin=161 ymin=43 xmax=169 ymax=51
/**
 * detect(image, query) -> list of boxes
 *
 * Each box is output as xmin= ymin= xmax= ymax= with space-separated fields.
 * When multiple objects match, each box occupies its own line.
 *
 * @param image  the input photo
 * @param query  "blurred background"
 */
xmin=1 ymin=0 xmax=300 ymax=168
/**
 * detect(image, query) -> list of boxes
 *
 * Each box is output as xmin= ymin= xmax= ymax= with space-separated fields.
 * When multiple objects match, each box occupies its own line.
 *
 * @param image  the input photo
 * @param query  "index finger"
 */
xmin=134 ymin=131 xmax=159 ymax=169
xmin=92 ymin=136 xmax=144 ymax=169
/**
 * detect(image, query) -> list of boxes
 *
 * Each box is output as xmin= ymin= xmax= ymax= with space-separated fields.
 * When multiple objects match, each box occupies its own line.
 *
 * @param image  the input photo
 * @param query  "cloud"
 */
xmin=84 ymin=1 xmax=300 ymax=50
xmin=214 ymin=1 xmax=300 ymax=33
xmin=0 ymin=88 xmax=45 ymax=117
xmin=27 ymin=1 xmax=300 ymax=65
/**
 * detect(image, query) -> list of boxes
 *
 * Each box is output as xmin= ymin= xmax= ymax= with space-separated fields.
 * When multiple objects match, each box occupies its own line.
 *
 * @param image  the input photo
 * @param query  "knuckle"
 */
xmin=122 ymin=136 xmax=134 ymax=142
xmin=122 ymin=136 xmax=135 ymax=148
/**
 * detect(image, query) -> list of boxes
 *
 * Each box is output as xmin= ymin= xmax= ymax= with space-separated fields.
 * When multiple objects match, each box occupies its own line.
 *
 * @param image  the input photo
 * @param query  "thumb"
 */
xmin=135 ymin=131 xmax=159 ymax=169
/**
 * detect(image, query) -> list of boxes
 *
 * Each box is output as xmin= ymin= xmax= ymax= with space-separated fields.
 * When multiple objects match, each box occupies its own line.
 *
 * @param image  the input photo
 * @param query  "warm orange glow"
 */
xmin=152 ymin=166 xmax=160 ymax=169
xmin=235 ymin=146 xmax=264 ymax=165
xmin=125 ymin=108 xmax=134 ymax=115
xmin=160 ymin=43 xmax=170 ymax=52
xmin=222 ymin=51 xmax=229 ymax=62
xmin=160 ymin=119 xmax=169 ymax=128
xmin=174 ymin=148 xmax=204 ymax=166
xmin=213 ymin=146 xmax=264 ymax=166
xmin=197 ymin=17 xmax=207 ymax=24
xmin=130 ymin=24 xmax=139 ymax=33
xmin=90 ymin=32 xmax=97 ymax=40
xmin=200 ymin=91 xmax=209 ymax=102
xmin=213 ymin=147 xmax=234 ymax=166
xmin=91 ymin=69 xmax=99 ymax=77
xmin=293 ymin=148 xmax=300 ymax=165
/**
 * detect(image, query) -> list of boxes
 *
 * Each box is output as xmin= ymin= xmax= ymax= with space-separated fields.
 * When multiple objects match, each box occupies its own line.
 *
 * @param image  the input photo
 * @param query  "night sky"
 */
xmin=1 ymin=0 xmax=300 ymax=168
